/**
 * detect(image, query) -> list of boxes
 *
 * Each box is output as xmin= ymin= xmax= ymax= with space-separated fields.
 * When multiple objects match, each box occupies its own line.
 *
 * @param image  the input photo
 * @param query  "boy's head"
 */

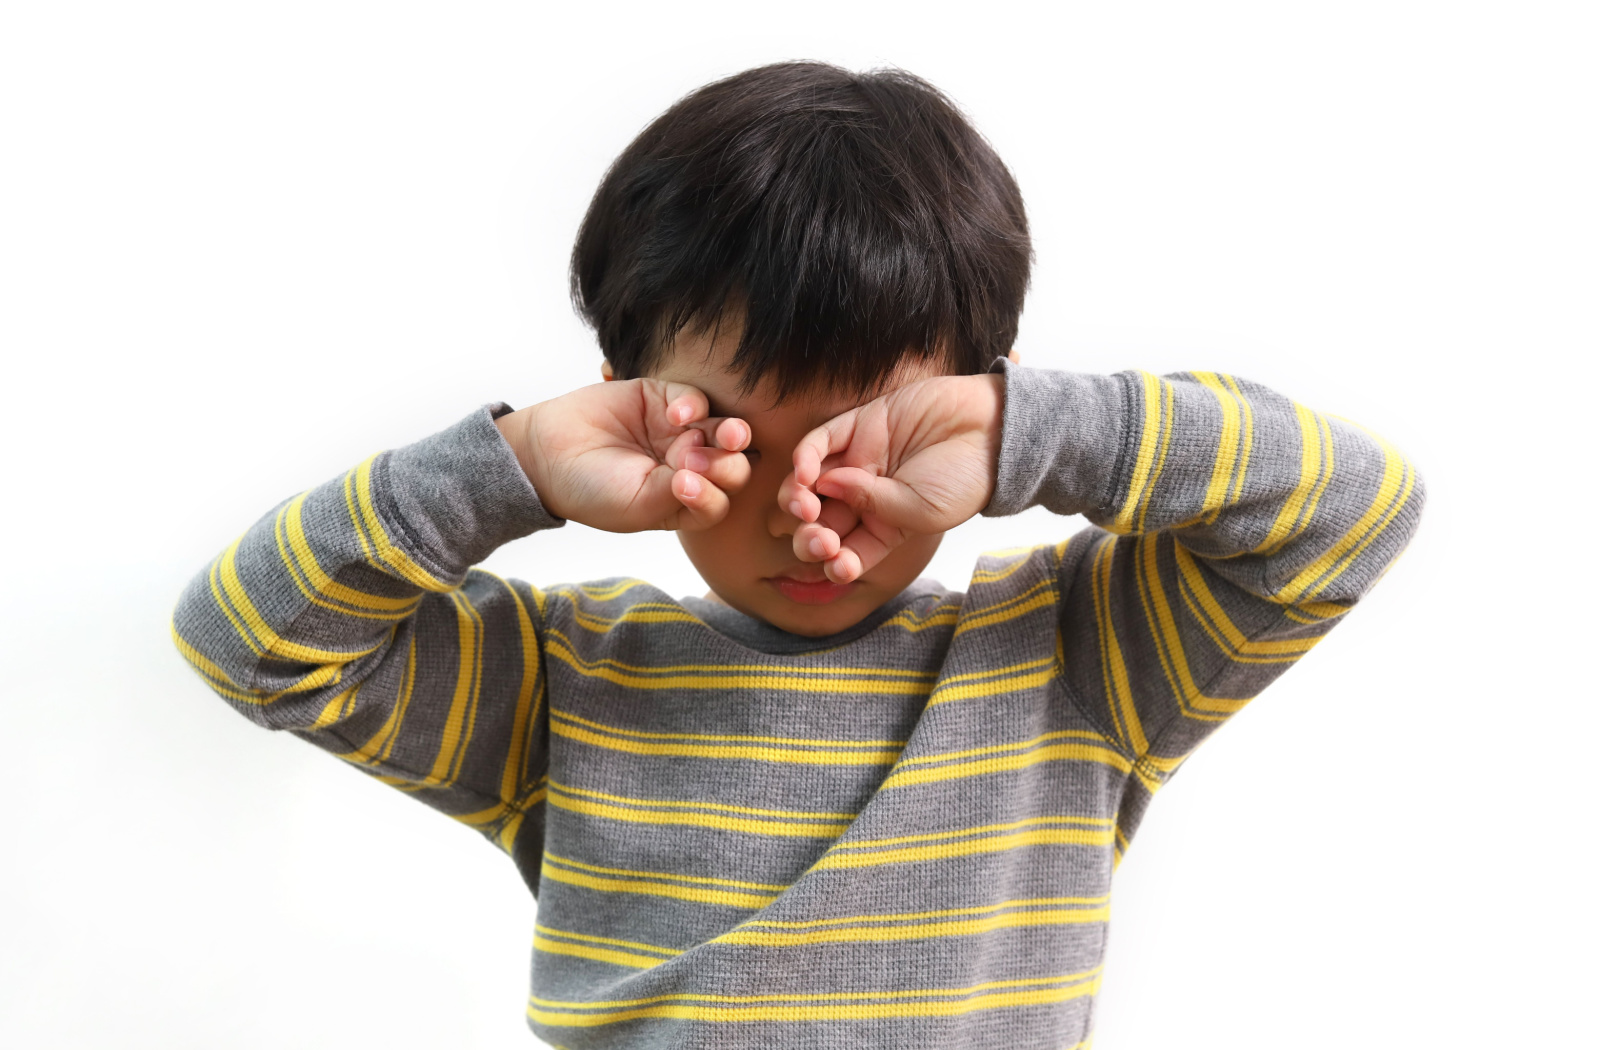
xmin=571 ymin=61 xmax=1031 ymax=635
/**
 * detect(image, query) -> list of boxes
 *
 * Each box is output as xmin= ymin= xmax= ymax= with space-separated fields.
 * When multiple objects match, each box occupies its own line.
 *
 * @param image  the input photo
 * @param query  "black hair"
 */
xmin=570 ymin=61 xmax=1032 ymax=400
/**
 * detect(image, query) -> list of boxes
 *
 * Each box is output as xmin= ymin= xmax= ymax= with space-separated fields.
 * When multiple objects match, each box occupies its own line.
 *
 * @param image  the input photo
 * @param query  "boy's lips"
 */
xmin=767 ymin=571 xmax=857 ymax=605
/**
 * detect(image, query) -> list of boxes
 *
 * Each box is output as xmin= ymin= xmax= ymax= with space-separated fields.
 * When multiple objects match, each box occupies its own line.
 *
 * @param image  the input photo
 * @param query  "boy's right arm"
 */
xmin=172 ymin=381 xmax=751 ymax=884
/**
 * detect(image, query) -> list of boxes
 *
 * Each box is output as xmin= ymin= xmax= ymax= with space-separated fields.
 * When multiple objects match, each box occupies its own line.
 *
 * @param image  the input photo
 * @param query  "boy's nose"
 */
xmin=766 ymin=498 xmax=799 ymax=539
xmin=767 ymin=494 xmax=860 ymax=557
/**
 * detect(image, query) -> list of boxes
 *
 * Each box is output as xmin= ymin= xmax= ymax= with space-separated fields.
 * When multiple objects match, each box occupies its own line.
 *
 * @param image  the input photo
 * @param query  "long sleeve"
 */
xmin=171 ymin=404 xmax=564 ymax=889
xmin=983 ymin=359 xmax=1425 ymax=853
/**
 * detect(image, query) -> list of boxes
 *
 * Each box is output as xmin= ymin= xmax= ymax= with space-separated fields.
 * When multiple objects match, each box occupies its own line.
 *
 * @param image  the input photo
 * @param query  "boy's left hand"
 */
xmin=781 ymin=373 xmax=1004 ymax=584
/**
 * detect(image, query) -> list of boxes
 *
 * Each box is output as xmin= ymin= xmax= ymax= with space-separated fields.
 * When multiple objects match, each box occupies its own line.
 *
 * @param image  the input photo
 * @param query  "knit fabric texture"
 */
xmin=174 ymin=361 xmax=1424 ymax=1048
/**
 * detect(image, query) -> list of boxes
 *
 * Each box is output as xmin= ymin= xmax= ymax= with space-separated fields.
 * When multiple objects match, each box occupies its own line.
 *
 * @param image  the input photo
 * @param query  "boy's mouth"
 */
xmin=767 ymin=571 xmax=857 ymax=605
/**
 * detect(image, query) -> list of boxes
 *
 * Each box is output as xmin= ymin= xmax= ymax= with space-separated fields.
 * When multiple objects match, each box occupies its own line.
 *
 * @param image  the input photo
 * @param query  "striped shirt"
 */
xmin=173 ymin=361 xmax=1424 ymax=1048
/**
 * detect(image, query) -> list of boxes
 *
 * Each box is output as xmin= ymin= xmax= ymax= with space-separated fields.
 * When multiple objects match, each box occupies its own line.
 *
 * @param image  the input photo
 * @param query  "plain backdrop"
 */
xmin=3 ymin=2 xmax=1595 ymax=1047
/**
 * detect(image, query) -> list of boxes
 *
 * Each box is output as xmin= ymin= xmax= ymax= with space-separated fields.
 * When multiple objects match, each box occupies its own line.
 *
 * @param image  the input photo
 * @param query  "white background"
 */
xmin=3 ymin=2 xmax=1595 ymax=1047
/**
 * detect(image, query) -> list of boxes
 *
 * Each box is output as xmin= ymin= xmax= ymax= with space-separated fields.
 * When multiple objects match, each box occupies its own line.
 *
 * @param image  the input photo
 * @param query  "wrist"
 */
xmin=494 ymin=405 xmax=560 ymax=515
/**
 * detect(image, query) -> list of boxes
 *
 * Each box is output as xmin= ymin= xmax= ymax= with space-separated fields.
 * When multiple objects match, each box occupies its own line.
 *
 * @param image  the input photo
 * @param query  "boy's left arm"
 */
xmin=790 ymin=358 xmax=1425 ymax=839
xmin=981 ymin=360 xmax=1426 ymax=808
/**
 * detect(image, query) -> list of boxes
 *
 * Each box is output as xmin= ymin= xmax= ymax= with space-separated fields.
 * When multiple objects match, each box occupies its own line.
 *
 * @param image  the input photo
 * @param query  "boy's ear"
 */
xmin=601 ymin=359 xmax=616 ymax=382
xmin=1007 ymin=349 xmax=1021 ymax=364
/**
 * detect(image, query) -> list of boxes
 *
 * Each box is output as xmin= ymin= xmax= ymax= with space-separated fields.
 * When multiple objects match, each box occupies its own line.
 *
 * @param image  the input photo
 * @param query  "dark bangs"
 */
xmin=570 ymin=61 xmax=1032 ymax=400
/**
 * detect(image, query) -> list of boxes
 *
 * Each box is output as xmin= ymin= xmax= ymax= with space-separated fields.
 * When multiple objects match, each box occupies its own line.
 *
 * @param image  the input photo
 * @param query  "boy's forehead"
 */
xmin=650 ymin=324 xmax=948 ymax=424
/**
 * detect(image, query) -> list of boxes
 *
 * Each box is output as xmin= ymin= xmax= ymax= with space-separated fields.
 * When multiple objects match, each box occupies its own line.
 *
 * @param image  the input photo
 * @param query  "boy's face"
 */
xmin=632 ymin=321 xmax=950 ymax=637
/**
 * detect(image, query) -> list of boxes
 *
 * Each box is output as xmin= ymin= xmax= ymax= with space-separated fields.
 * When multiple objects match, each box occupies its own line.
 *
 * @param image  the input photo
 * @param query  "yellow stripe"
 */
xmin=530 ymin=967 xmax=1100 ymax=1010
xmin=952 ymin=577 xmax=1056 ymax=636
xmin=448 ymin=800 xmax=512 ymax=830
xmin=815 ymin=823 xmax=1114 ymax=871
xmin=350 ymin=455 xmax=453 ymax=592
xmin=528 ymin=971 xmax=1102 ymax=1026
xmin=732 ymin=893 xmax=1109 ymax=932
xmin=261 ymin=662 xmax=344 ymax=702
xmin=171 ymin=621 xmax=265 ymax=702
xmin=546 ymin=635 xmax=936 ymax=679
xmin=716 ymin=903 xmax=1109 ymax=947
xmin=541 ymin=853 xmax=782 ymax=909
xmin=544 ymin=632 xmax=933 ymax=696
xmin=547 ymin=794 xmax=848 ymax=838
xmin=1089 ymin=536 xmax=1149 ymax=753
xmin=1293 ymin=412 xmax=1338 ymax=551
xmin=494 ymin=810 xmax=527 ymax=852
xmin=545 ymin=852 xmax=789 ymax=892
xmin=547 ymin=781 xmax=851 ymax=838
xmin=570 ymin=604 xmax=705 ymax=632
xmin=895 ymin=729 xmax=1110 ymax=769
xmin=307 ymin=685 xmax=358 ymax=729
xmin=925 ymin=656 xmax=1056 ymax=706
xmin=1135 ymin=378 xmax=1177 ymax=534
xmin=1192 ymin=371 xmax=1243 ymax=525
xmin=550 ymin=780 xmax=856 ymax=820
xmin=827 ymin=815 xmax=1112 ymax=855
xmin=1171 ymin=544 xmax=1318 ymax=659
xmin=421 ymin=589 xmax=482 ymax=785
xmin=969 ymin=547 xmax=1043 ymax=583
xmin=539 ymin=865 xmax=774 ymax=909
xmin=1112 ymin=371 xmax=1164 ymax=532
xmin=212 ymin=538 xmax=384 ymax=665
xmin=881 ymin=739 xmax=1131 ymax=789
xmin=876 ymin=602 xmax=962 ymax=632
xmin=553 ymin=709 xmax=908 ymax=750
xmin=1283 ymin=600 xmax=1350 ymax=624
xmin=333 ymin=637 xmax=419 ymax=765
xmin=552 ymin=714 xmax=902 ymax=766
xmin=342 ymin=467 xmax=376 ymax=562
xmin=274 ymin=492 xmax=421 ymax=618
xmin=1255 ymin=402 xmax=1324 ymax=553
xmin=490 ymin=573 xmax=546 ymax=806
xmin=718 ymin=895 xmax=1110 ymax=948
xmin=1134 ymin=536 xmax=1250 ymax=722
xmin=564 ymin=578 xmax=652 ymax=602
xmin=1222 ymin=374 xmax=1254 ymax=511
xmin=533 ymin=936 xmax=673 ymax=970
xmin=535 ymin=923 xmax=681 ymax=958
xmin=1273 ymin=432 xmax=1414 ymax=604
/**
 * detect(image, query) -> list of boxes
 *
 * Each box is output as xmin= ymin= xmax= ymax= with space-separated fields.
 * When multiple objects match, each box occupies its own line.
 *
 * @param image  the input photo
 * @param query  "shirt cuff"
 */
xmin=980 ymin=358 xmax=1136 ymax=519
xmin=366 ymin=403 xmax=565 ymax=581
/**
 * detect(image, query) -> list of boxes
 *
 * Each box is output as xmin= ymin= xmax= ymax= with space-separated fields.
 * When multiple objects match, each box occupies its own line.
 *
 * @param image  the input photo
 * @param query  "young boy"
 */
xmin=174 ymin=62 xmax=1424 ymax=1048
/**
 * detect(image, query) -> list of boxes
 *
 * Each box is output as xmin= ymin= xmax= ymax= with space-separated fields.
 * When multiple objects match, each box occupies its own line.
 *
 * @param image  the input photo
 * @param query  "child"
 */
xmin=174 ymin=61 xmax=1424 ymax=1048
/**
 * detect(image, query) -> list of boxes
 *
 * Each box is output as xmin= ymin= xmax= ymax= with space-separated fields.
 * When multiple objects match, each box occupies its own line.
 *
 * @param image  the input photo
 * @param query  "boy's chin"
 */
xmin=713 ymin=585 xmax=885 ymax=638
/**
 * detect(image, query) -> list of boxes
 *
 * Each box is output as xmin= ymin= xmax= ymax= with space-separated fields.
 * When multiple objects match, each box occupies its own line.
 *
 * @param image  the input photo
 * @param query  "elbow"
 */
xmin=1328 ymin=453 xmax=1428 ymax=606
xmin=171 ymin=566 xmax=271 ymax=719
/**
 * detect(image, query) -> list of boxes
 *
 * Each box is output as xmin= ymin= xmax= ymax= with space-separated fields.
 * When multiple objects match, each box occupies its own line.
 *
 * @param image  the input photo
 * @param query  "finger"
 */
xmin=670 ymin=468 xmax=732 ymax=530
xmin=661 ymin=382 xmax=711 ymax=427
xmin=827 ymin=520 xmax=902 ymax=584
xmin=712 ymin=417 xmax=751 ymax=452
xmin=824 ymin=547 xmax=863 ymax=585
xmin=777 ymin=471 xmax=822 ymax=524
xmin=664 ymin=427 xmax=706 ymax=464
xmin=814 ymin=466 xmax=927 ymax=528
xmin=674 ymin=415 xmax=750 ymax=459
xmin=792 ymin=410 xmax=860 ymax=488
xmin=817 ymin=496 xmax=859 ymax=539
xmin=791 ymin=499 xmax=860 ymax=563
xmin=793 ymin=521 xmax=839 ymax=563
xmin=678 ymin=446 xmax=752 ymax=493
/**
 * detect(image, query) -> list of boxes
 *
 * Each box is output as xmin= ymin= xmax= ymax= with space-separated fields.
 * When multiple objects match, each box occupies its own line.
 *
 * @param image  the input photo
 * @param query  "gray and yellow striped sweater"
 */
xmin=174 ymin=361 xmax=1424 ymax=1048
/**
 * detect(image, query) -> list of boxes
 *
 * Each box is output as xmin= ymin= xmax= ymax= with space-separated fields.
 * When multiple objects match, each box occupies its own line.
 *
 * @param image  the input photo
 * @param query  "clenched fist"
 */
xmin=780 ymin=372 xmax=1004 ymax=584
xmin=495 ymin=378 xmax=754 ymax=532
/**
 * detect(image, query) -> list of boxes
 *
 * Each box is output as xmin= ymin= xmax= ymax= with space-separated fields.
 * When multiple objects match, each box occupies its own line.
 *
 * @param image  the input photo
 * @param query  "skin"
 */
xmin=495 ymin=321 xmax=1014 ymax=637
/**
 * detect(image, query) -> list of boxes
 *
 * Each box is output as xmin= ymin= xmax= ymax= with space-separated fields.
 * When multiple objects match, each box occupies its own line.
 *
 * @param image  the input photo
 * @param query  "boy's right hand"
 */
xmin=494 ymin=379 xmax=752 ymax=532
